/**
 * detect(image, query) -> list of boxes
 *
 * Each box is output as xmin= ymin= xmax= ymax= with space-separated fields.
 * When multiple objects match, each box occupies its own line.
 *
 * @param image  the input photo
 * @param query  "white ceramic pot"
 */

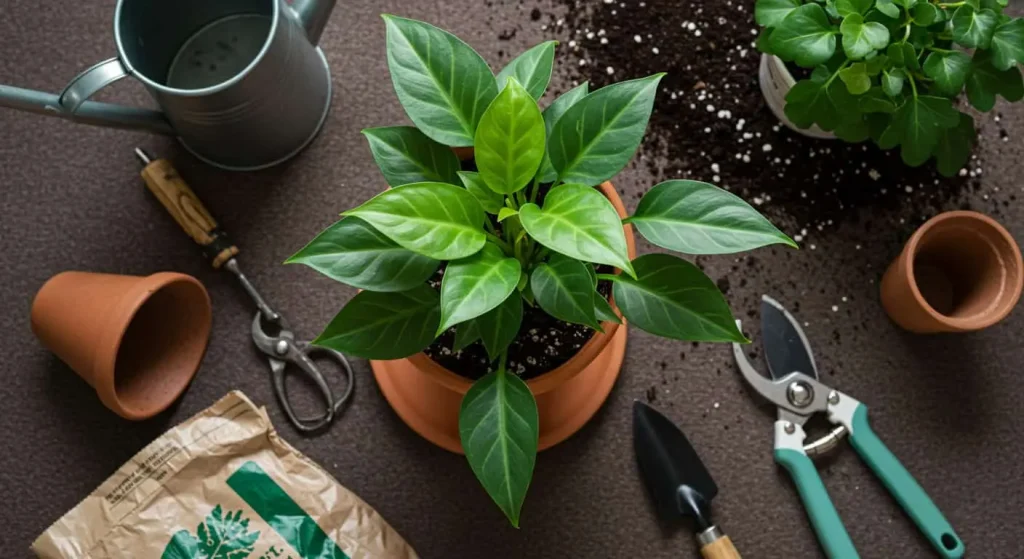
xmin=758 ymin=53 xmax=836 ymax=140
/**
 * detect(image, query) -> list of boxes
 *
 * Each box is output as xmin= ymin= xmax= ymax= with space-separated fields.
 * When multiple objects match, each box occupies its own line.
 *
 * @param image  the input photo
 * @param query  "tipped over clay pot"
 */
xmin=881 ymin=211 xmax=1023 ymax=333
xmin=371 ymin=181 xmax=635 ymax=453
xmin=31 ymin=271 xmax=212 ymax=419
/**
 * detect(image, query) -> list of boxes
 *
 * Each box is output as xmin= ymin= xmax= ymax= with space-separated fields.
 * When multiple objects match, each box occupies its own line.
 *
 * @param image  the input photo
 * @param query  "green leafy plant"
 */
xmin=756 ymin=0 xmax=1024 ymax=175
xmin=162 ymin=505 xmax=260 ymax=559
xmin=289 ymin=15 xmax=795 ymax=527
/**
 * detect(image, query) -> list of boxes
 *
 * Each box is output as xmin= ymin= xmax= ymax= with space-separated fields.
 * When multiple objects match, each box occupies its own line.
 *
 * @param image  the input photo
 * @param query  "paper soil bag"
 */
xmin=33 ymin=391 xmax=418 ymax=559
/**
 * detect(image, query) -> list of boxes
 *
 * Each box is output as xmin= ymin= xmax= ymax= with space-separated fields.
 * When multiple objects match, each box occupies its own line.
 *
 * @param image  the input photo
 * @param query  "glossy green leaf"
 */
xmin=893 ymin=0 xmax=917 ymax=7
xmin=991 ymin=19 xmax=1024 ymax=71
xmin=458 ymin=171 xmax=504 ymax=214
xmin=626 ymin=180 xmax=795 ymax=255
xmin=438 ymin=243 xmax=521 ymax=334
xmin=362 ymin=126 xmax=461 ymax=187
xmin=888 ymin=43 xmax=921 ymax=70
xmin=537 ymin=82 xmax=590 ymax=183
xmin=383 ymin=15 xmax=497 ymax=146
xmin=755 ymin=0 xmax=802 ymax=27
xmin=314 ymin=285 xmax=440 ymax=359
xmin=756 ymin=29 xmax=776 ymax=54
xmin=475 ymin=78 xmax=546 ymax=194
xmin=548 ymin=74 xmax=664 ymax=186
xmin=879 ymin=96 xmax=960 ymax=166
xmin=835 ymin=0 xmax=872 ymax=17
xmin=531 ymin=254 xmax=601 ymax=329
xmin=841 ymin=14 xmax=890 ymax=60
xmin=882 ymin=68 xmax=906 ymax=97
xmin=453 ymin=320 xmax=481 ymax=351
xmin=286 ymin=217 xmax=439 ymax=292
xmin=784 ymin=79 xmax=858 ymax=130
xmin=519 ymin=183 xmax=634 ymax=276
xmin=343 ymin=182 xmax=486 ymax=260
xmin=934 ymin=112 xmax=976 ymax=177
xmin=865 ymin=54 xmax=889 ymax=76
xmin=610 ymin=254 xmax=746 ymax=342
xmin=496 ymin=41 xmax=557 ymax=101
xmin=769 ymin=4 xmax=837 ymax=67
xmin=911 ymin=2 xmax=940 ymax=25
xmin=459 ymin=367 xmax=538 ymax=528
xmin=840 ymin=63 xmax=872 ymax=94
xmin=824 ymin=0 xmax=841 ymax=19
xmin=498 ymin=207 xmax=518 ymax=222
xmin=923 ymin=51 xmax=972 ymax=96
xmin=876 ymin=0 xmax=900 ymax=19
xmin=966 ymin=50 xmax=1024 ymax=111
xmin=834 ymin=117 xmax=871 ymax=142
xmin=594 ymin=293 xmax=622 ymax=324
xmin=476 ymin=293 xmax=523 ymax=360
xmin=859 ymin=87 xmax=898 ymax=113
xmin=951 ymin=5 xmax=998 ymax=49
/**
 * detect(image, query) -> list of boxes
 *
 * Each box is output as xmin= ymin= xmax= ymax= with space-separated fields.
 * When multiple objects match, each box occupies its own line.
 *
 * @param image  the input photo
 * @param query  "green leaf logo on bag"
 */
xmin=161 ymin=505 xmax=260 ymax=559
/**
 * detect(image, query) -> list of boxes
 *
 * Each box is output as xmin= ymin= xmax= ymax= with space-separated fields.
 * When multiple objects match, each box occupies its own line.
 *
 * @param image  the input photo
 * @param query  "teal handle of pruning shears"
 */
xmin=774 ymin=448 xmax=860 ymax=559
xmin=847 ymin=404 xmax=965 ymax=558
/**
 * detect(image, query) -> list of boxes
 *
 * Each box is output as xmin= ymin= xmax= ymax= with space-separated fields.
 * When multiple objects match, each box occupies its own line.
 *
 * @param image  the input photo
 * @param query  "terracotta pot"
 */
xmin=31 ymin=271 xmax=212 ymax=419
xmin=880 ymin=211 xmax=1023 ymax=333
xmin=372 ymin=181 xmax=635 ymax=453
xmin=759 ymin=54 xmax=836 ymax=140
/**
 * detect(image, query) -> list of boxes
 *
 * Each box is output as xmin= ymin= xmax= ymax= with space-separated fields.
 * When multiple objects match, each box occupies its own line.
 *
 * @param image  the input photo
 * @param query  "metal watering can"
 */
xmin=0 ymin=0 xmax=336 ymax=170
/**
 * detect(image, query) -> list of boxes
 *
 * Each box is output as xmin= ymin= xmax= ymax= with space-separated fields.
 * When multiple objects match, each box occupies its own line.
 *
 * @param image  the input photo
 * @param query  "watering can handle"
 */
xmin=58 ymin=58 xmax=131 ymax=113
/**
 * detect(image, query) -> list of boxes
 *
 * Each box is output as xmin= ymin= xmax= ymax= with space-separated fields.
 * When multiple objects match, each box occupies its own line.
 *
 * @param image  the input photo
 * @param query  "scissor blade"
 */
xmin=761 ymin=295 xmax=818 ymax=380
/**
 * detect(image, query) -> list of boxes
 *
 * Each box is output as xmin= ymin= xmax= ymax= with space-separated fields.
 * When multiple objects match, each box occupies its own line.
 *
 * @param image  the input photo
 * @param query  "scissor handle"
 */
xmin=271 ymin=340 xmax=354 ymax=433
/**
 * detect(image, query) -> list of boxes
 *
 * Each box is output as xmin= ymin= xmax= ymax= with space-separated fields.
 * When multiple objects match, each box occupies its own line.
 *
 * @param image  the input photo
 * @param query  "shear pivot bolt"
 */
xmin=784 ymin=422 xmax=796 ymax=434
xmin=275 ymin=340 xmax=289 ymax=355
xmin=787 ymin=381 xmax=814 ymax=407
xmin=828 ymin=391 xmax=840 ymax=405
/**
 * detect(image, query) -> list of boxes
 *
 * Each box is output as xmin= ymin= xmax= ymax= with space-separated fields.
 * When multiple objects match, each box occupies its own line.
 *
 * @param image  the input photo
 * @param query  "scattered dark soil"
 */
xmin=527 ymin=0 xmax=994 ymax=241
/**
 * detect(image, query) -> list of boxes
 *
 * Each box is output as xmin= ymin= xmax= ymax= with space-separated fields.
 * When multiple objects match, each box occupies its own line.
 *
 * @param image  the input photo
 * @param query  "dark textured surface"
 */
xmin=2 ymin=1 xmax=1024 ymax=558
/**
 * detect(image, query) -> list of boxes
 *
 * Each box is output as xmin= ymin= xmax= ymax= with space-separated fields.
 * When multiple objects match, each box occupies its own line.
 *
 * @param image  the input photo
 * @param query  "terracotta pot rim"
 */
xmin=404 ymin=180 xmax=636 ymax=396
xmin=902 ymin=210 xmax=1023 ymax=328
xmin=93 ymin=272 xmax=212 ymax=419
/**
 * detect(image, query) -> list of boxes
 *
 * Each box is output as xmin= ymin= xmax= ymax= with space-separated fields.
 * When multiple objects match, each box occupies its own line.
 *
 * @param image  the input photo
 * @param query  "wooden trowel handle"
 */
xmin=138 ymin=151 xmax=239 ymax=269
xmin=699 ymin=528 xmax=741 ymax=559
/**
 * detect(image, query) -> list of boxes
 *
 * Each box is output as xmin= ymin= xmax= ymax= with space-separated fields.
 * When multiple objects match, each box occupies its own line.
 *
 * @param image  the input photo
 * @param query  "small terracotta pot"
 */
xmin=31 ymin=271 xmax=212 ymax=419
xmin=880 ymin=211 xmax=1023 ymax=333
xmin=372 ymin=181 xmax=635 ymax=453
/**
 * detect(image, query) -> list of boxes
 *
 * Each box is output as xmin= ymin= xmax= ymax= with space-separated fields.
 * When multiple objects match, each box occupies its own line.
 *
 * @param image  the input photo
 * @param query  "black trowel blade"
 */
xmin=633 ymin=401 xmax=718 ymax=530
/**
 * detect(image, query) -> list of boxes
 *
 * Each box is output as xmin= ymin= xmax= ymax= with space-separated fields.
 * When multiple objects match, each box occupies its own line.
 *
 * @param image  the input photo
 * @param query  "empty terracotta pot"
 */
xmin=881 ymin=211 xmax=1023 ymax=333
xmin=31 ymin=271 xmax=212 ymax=419
xmin=372 ymin=181 xmax=635 ymax=453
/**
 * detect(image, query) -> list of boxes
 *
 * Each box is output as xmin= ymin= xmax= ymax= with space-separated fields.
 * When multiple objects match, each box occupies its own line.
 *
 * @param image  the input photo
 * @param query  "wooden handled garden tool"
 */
xmin=633 ymin=401 xmax=741 ymax=559
xmin=732 ymin=296 xmax=964 ymax=559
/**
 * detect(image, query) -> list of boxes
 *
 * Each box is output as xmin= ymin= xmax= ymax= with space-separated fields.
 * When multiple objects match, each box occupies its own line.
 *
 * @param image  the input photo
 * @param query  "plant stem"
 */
xmin=908 ymin=72 xmax=919 ymax=98
xmin=487 ymin=232 xmax=513 ymax=254
xmin=824 ymin=60 xmax=851 ymax=88
xmin=937 ymin=1 xmax=965 ymax=8
xmin=926 ymin=46 xmax=955 ymax=54
xmin=903 ymin=24 xmax=912 ymax=42
xmin=484 ymin=219 xmax=497 ymax=234
xmin=528 ymin=175 xmax=541 ymax=203
xmin=497 ymin=351 xmax=508 ymax=374
xmin=596 ymin=273 xmax=622 ymax=283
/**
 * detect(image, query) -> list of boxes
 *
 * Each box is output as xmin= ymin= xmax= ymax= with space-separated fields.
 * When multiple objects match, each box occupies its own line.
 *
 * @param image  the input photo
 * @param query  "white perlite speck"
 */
xmin=706 ymin=104 xmax=715 ymax=112
xmin=711 ymin=163 xmax=720 ymax=173
xmin=832 ymin=305 xmax=839 ymax=312
xmin=762 ymin=143 xmax=772 ymax=152
xmin=606 ymin=66 xmax=615 ymax=75
xmin=634 ymin=34 xmax=642 ymax=43
xmin=652 ymin=47 xmax=659 ymax=54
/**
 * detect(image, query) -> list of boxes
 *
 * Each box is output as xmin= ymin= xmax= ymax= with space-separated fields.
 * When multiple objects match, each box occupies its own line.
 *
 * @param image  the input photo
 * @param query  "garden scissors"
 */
xmin=732 ymin=295 xmax=963 ymax=559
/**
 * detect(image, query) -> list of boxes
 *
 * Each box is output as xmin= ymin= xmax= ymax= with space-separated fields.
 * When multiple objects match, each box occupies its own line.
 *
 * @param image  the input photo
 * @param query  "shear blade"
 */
xmin=760 ymin=295 xmax=818 ymax=380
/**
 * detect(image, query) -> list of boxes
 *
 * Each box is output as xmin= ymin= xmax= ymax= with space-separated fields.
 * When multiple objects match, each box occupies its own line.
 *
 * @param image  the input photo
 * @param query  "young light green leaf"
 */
xmin=475 ymin=293 xmax=523 ymax=360
xmin=314 ymin=285 xmax=440 ymax=359
xmin=951 ymin=5 xmax=999 ymax=49
xmin=911 ymin=2 xmax=940 ymax=25
xmin=531 ymin=254 xmax=602 ymax=330
xmin=475 ymin=78 xmax=546 ymax=194
xmin=438 ymin=243 xmax=521 ymax=334
xmin=967 ymin=50 xmax=1024 ymax=111
xmin=923 ymin=51 xmax=972 ymax=96
xmin=990 ymin=19 xmax=1024 ymax=71
xmin=594 ymin=293 xmax=622 ymax=324
xmin=755 ymin=0 xmax=802 ymax=27
xmin=841 ymin=14 xmax=890 ymax=60
xmin=882 ymin=68 xmax=906 ymax=97
xmin=934 ymin=112 xmax=976 ymax=177
xmin=549 ymin=74 xmax=664 ymax=186
xmin=458 ymin=171 xmax=504 ymax=214
xmin=876 ymin=0 xmax=900 ymax=18
xmin=459 ymin=367 xmax=538 ymax=528
xmin=879 ymin=96 xmax=960 ymax=166
xmin=519 ymin=183 xmax=634 ymax=276
xmin=453 ymin=320 xmax=482 ymax=351
xmin=343 ymin=182 xmax=486 ymax=260
xmin=769 ymin=4 xmax=837 ymax=67
xmin=626 ymin=180 xmax=796 ymax=254
xmin=383 ymin=15 xmax=497 ymax=146
xmin=537 ymin=82 xmax=590 ymax=183
xmin=835 ymin=0 xmax=872 ymax=18
xmin=362 ymin=126 xmax=461 ymax=187
xmin=286 ymin=217 xmax=439 ymax=292
xmin=839 ymin=63 xmax=872 ymax=94
xmin=610 ymin=254 xmax=746 ymax=342
xmin=497 ymin=207 xmax=519 ymax=222
xmin=496 ymin=41 xmax=557 ymax=101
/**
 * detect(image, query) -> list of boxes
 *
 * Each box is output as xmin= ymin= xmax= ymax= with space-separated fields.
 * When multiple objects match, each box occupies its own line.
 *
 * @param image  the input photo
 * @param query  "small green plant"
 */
xmin=289 ymin=15 xmax=795 ymax=526
xmin=755 ymin=0 xmax=1024 ymax=175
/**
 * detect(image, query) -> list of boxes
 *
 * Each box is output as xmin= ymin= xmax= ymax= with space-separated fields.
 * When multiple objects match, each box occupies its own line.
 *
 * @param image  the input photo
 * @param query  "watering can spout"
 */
xmin=291 ymin=0 xmax=336 ymax=45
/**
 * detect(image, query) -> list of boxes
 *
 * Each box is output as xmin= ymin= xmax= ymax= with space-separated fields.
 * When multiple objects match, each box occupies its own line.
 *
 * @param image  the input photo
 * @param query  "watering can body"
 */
xmin=0 ymin=0 xmax=335 ymax=171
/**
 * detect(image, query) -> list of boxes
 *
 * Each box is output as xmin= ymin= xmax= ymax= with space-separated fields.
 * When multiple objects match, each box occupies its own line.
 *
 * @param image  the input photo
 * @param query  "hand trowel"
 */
xmin=633 ymin=401 xmax=741 ymax=559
